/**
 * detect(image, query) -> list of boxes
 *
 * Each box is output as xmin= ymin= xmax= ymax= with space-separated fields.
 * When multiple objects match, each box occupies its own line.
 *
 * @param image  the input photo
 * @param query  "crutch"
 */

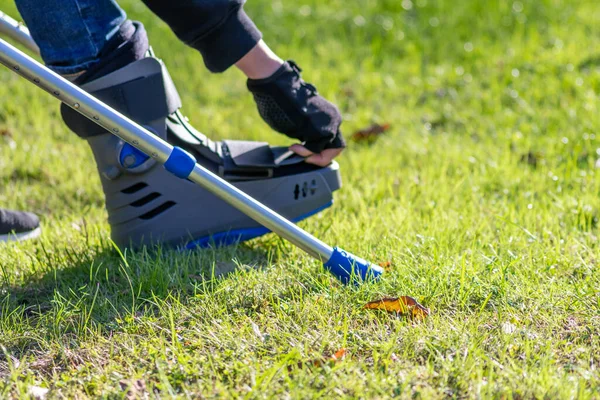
xmin=0 ymin=11 xmax=383 ymax=284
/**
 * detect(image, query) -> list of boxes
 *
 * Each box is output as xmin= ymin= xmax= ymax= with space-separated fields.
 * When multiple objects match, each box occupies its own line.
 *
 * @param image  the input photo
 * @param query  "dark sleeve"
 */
xmin=141 ymin=0 xmax=262 ymax=73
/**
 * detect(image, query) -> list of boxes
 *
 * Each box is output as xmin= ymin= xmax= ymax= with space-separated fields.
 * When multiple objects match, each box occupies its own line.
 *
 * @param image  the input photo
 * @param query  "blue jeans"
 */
xmin=15 ymin=0 xmax=126 ymax=75
xmin=15 ymin=0 xmax=262 ymax=74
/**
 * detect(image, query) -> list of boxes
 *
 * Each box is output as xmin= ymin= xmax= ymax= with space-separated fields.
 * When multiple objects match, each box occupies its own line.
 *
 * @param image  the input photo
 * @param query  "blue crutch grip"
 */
xmin=324 ymin=247 xmax=383 ymax=284
xmin=164 ymin=146 xmax=197 ymax=179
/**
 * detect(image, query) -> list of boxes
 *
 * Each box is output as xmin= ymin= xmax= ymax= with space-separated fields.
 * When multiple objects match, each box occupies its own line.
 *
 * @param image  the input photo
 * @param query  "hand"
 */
xmin=289 ymin=143 xmax=344 ymax=167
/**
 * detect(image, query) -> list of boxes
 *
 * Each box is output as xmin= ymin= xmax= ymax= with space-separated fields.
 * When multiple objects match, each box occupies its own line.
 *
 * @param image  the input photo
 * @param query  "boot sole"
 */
xmin=0 ymin=227 xmax=41 ymax=242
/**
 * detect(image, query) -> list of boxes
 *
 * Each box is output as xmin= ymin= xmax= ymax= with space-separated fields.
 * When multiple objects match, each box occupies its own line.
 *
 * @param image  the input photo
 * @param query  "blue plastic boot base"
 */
xmin=185 ymin=201 xmax=333 ymax=249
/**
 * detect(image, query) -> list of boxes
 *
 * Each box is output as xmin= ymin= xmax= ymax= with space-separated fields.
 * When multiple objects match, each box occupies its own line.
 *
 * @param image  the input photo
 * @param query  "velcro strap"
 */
xmin=222 ymin=140 xmax=274 ymax=168
xmin=219 ymin=140 xmax=305 ymax=178
xmin=61 ymin=64 xmax=182 ymax=138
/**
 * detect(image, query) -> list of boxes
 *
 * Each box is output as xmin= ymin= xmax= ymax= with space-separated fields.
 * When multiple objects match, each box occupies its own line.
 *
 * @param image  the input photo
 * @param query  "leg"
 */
xmin=15 ymin=0 xmax=126 ymax=77
xmin=13 ymin=2 xmax=340 ymax=248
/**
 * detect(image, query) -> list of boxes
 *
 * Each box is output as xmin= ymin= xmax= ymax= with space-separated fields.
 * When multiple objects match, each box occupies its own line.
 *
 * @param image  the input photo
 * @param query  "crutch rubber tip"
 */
xmin=324 ymin=247 xmax=383 ymax=284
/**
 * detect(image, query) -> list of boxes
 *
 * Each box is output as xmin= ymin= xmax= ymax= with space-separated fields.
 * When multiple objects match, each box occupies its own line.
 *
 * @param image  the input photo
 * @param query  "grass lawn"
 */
xmin=1 ymin=0 xmax=600 ymax=398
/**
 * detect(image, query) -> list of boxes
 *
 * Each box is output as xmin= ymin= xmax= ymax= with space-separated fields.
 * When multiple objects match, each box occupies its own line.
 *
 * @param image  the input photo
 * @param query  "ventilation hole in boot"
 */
xmin=121 ymin=182 xmax=148 ymax=194
xmin=139 ymin=201 xmax=176 ymax=220
xmin=294 ymin=184 xmax=300 ymax=200
xmin=130 ymin=192 xmax=161 ymax=207
xmin=310 ymin=179 xmax=317 ymax=195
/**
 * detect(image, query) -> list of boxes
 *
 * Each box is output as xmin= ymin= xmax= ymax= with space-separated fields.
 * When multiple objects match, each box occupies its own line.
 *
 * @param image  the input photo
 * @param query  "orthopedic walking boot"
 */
xmin=61 ymin=21 xmax=341 ymax=248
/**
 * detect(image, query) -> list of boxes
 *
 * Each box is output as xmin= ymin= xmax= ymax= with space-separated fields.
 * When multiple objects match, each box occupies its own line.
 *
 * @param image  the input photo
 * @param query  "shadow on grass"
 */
xmin=0 ymin=241 xmax=272 ymax=362
xmin=6 ymin=241 xmax=271 ymax=310
xmin=0 ymin=232 xmax=330 ymax=380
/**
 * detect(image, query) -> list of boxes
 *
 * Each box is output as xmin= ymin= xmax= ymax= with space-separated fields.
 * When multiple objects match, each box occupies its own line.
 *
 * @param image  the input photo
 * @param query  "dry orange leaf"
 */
xmin=378 ymin=260 xmax=393 ymax=271
xmin=288 ymin=348 xmax=347 ymax=372
xmin=351 ymin=123 xmax=391 ymax=142
xmin=364 ymin=296 xmax=430 ymax=319
xmin=309 ymin=348 xmax=347 ymax=367
xmin=330 ymin=348 xmax=347 ymax=361
xmin=0 ymin=128 xmax=13 ymax=138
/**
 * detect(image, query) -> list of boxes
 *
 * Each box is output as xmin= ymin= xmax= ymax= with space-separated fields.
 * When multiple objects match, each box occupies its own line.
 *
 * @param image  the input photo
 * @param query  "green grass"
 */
xmin=1 ymin=0 xmax=600 ymax=398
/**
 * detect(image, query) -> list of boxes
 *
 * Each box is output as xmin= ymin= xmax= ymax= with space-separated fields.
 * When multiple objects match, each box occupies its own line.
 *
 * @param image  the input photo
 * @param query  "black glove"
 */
xmin=247 ymin=60 xmax=346 ymax=153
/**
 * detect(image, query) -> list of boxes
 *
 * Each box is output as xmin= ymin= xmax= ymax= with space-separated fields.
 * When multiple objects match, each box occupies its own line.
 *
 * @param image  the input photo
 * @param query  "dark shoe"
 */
xmin=0 ymin=208 xmax=41 ymax=242
xmin=247 ymin=60 xmax=346 ymax=154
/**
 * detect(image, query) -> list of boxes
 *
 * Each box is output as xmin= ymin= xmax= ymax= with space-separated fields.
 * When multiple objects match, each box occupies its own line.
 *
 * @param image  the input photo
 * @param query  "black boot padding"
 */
xmin=61 ymin=57 xmax=181 ymax=140
xmin=75 ymin=20 xmax=150 ymax=85
xmin=60 ymin=20 xmax=151 ymax=139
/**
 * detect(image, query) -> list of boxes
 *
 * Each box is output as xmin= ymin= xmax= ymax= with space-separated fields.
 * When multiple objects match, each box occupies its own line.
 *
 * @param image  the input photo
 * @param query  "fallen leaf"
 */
xmin=364 ymin=296 xmax=430 ymax=319
xmin=351 ymin=123 xmax=391 ymax=142
xmin=0 ymin=128 xmax=13 ymax=137
xmin=330 ymin=348 xmax=347 ymax=361
xmin=309 ymin=348 xmax=347 ymax=367
xmin=288 ymin=348 xmax=347 ymax=372
xmin=378 ymin=260 xmax=393 ymax=271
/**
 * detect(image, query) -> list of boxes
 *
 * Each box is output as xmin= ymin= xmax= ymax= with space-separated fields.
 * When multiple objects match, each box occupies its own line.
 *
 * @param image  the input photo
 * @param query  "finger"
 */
xmin=305 ymin=148 xmax=343 ymax=167
xmin=290 ymin=144 xmax=343 ymax=167
xmin=304 ymin=154 xmax=329 ymax=167
xmin=289 ymin=143 xmax=314 ymax=157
